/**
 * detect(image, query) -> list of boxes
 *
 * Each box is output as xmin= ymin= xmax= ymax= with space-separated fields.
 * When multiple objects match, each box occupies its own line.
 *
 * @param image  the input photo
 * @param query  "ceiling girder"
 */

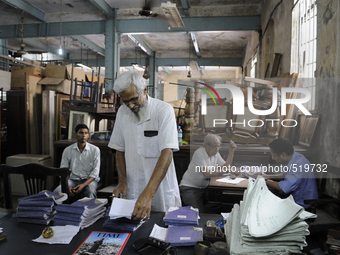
xmin=179 ymin=0 xmax=190 ymax=17
xmin=71 ymin=35 xmax=105 ymax=56
xmin=88 ymin=0 xmax=114 ymax=17
xmin=23 ymin=38 xmax=68 ymax=57
xmin=0 ymin=16 xmax=260 ymax=39
xmin=128 ymin=34 xmax=154 ymax=57
xmin=70 ymin=57 xmax=243 ymax=67
xmin=1 ymin=0 xmax=45 ymax=21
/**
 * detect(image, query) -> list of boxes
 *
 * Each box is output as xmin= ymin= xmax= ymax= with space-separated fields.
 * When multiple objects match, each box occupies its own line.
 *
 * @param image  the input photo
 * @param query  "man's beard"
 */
xmin=132 ymin=105 xmax=140 ymax=121
xmin=130 ymin=96 xmax=148 ymax=122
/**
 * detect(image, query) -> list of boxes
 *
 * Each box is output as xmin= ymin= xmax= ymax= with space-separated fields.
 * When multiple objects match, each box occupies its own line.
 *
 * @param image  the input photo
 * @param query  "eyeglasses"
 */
xmin=121 ymin=93 xmax=141 ymax=106
xmin=208 ymin=144 xmax=221 ymax=150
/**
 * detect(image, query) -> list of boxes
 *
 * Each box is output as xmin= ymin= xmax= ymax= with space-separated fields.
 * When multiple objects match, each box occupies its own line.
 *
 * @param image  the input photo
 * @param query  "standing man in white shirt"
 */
xmin=55 ymin=124 xmax=100 ymax=198
xmin=108 ymin=70 xmax=181 ymax=220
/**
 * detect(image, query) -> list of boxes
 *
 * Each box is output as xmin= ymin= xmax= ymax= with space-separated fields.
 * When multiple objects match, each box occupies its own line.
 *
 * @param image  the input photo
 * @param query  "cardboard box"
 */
xmin=85 ymin=74 xmax=98 ymax=82
xmin=38 ymin=77 xmax=79 ymax=96
xmin=0 ymin=70 xmax=11 ymax=91
xmin=45 ymin=64 xmax=86 ymax=82
xmin=11 ymin=66 xmax=42 ymax=89
xmin=45 ymin=64 xmax=67 ymax=79
xmin=42 ymin=64 xmax=85 ymax=96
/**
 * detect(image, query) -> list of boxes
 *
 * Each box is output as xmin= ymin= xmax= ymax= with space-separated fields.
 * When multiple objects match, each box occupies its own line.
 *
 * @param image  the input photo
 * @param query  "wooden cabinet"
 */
xmin=6 ymin=90 xmax=26 ymax=157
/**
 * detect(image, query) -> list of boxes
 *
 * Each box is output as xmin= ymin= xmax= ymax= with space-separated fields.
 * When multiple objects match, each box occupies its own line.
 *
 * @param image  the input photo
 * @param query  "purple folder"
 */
xmin=165 ymin=225 xmax=203 ymax=246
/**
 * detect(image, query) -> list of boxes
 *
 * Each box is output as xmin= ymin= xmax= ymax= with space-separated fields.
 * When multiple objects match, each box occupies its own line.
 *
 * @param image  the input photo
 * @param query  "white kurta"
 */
xmin=108 ymin=96 xmax=181 ymax=212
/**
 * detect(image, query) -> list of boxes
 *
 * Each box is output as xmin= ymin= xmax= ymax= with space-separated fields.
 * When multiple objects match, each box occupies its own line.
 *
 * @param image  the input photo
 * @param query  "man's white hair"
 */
xmin=113 ymin=69 xmax=146 ymax=94
xmin=203 ymin=133 xmax=222 ymax=146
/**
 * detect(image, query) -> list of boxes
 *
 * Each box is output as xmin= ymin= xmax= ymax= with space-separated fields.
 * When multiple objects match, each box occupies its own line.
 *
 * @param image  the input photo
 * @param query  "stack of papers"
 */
xmin=163 ymin=206 xmax=199 ymax=226
xmin=108 ymin=198 xmax=136 ymax=219
xmin=150 ymin=224 xmax=203 ymax=246
xmin=32 ymin=225 xmax=80 ymax=244
xmin=216 ymin=176 xmax=247 ymax=184
xmin=12 ymin=191 xmax=68 ymax=225
xmin=54 ymin=198 xmax=107 ymax=229
xmin=104 ymin=198 xmax=144 ymax=232
xmin=225 ymin=176 xmax=317 ymax=255
xmin=0 ymin=227 xmax=6 ymax=242
xmin=103 ymin=207 xmax=144 ymax=232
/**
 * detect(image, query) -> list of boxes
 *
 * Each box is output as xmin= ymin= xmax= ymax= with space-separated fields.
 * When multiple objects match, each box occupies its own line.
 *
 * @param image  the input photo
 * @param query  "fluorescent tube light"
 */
xmin=160 ymin=1 xmax=185 ymax=28
xmin=76 ymin=62 xmax=92 ymax=70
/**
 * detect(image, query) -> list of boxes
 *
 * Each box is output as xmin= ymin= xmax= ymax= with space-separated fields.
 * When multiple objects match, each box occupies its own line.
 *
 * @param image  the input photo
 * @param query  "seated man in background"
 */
xmin=55 ymin=124 xmax=100 ymax=198
xmin=263 ymin=138 xmax=318 ymax=210
xmin=179 ymin=134 xmax=237 ymax=213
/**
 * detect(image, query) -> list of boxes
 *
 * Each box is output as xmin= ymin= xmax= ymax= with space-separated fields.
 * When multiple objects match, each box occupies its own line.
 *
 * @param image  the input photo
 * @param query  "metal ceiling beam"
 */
xmin=128 ymin=34 xmax=154 ymax=57
xmin=71 ymin=35 xmax=105 ymax=56
xmin=119 ymin=16 xmax=261 ymax=33
xmin=70 ymin=58 xmax=243 ymax=67
xmin=23 ymin=38 xmax=68 ymax=58
xmin=88 ymin=0 xmax=114 ymax=17
xmin=1 ymin=0 xmax=45 ymax=21
xmin=0 ymin=16 xmax=260 ymax=39
xmin=179 ymin=0 xmax=190 ymax=17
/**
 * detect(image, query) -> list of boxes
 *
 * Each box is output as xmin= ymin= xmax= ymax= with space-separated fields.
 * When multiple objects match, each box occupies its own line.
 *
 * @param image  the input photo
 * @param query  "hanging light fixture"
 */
xmin=143 ymin=66 xmax=151 ymax=79
xmin=17 ymin=14 xmax=27 ymax=56
xmin=58 ymin=0 xmax=63 ymax=55
xmin=76 ymin=43 xmax=92 ymax=69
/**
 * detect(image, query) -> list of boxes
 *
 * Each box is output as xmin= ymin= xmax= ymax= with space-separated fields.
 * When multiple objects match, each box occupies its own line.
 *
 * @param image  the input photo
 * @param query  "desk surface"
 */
xmin=209 ymin=176 xmax=249 ymax=189
xmin=0 ymin=212 xmax=220 ymax=255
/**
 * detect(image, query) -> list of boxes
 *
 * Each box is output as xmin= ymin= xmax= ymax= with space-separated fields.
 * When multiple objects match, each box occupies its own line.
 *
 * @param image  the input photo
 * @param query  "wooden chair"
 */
xmin=0 ymin=163 xmax=70 ymax=209
xmin=305 ymin=163 xmax=340 ymax=233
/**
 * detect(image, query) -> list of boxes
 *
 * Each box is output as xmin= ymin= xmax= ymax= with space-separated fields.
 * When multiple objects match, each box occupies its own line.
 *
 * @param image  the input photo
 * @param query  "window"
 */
xmin=291 ymin=0 xmax=317 ymax=110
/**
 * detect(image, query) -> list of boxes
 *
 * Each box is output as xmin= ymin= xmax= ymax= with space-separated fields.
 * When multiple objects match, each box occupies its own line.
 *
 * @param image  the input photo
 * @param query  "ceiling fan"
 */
xmin=128 ymin=0 xmax=158 ymax=18
xmin=17 ymin=16 xmax=27 ymax=56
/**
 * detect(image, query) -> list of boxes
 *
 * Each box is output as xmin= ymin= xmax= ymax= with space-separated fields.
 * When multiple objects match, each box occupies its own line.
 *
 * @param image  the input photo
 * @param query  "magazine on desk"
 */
xmin=73 ymin=231 xmax=130 ymax=255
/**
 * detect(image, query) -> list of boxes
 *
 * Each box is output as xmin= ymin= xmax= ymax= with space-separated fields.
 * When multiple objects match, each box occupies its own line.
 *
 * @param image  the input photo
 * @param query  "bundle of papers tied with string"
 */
xmin=12 ymin=191 xmax=68 ymax=225
xmin=224 ymin=176 xmax=317 ymax=255
xmin=163 ymin=206 xmax=199 ymax=226
xmin=54 ymin=198 xmax=107 ymax=229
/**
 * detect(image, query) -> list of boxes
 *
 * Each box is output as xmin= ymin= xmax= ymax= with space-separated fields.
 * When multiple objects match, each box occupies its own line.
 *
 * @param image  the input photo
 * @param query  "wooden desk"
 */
xmin=174 ymin=144 xmax=318 ymax=184
xmin=0 ymin=212 xmax=221 ymax=255
xmin=208 ymin=176 xmax=249 ymax=211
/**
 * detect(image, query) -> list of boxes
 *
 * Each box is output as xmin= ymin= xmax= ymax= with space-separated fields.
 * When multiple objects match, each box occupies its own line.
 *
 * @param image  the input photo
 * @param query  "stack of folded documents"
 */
xmin=12 ymin=191 xmax=67 ymax=225
xmin=225 ymin=176 xmax=317 ymax=255
xmin=54 ymin=198 xmax=107 ymax=229
xmin=150 ymin=224 xmax=203 ymax=246
xmin=163 ymin=206 xmax=199 ymax=226
xmin=103 ymin=198 xmax=144 ymax=232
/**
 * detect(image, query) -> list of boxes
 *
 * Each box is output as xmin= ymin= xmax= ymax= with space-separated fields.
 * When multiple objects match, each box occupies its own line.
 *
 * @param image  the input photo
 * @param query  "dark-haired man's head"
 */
xmin=268 ymin=138 xmax=294 ymax=164
xmin=75 ymin=124 xmax=90 ymax=144
xmin=75 ymin=124 xmax=89 ymax=133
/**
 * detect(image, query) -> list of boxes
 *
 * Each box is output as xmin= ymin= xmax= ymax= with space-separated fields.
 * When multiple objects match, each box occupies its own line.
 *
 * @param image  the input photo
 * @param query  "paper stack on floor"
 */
xmin=103 ymin=198 xmax=144 ymax=232
xmin=12 ymin=191 xmax=67 ymax=225
xmin=54 ymin=198 xmax=107 ymax=229
xmin=163 ymin=206 xmax=199 ymax=226
xmin=225 ymin=176 xmax=317 ymax=255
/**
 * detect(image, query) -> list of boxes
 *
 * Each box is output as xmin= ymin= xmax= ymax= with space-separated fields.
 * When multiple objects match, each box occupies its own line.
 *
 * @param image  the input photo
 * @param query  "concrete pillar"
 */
xmin=105 ymin=9 xmax=120 ymax=94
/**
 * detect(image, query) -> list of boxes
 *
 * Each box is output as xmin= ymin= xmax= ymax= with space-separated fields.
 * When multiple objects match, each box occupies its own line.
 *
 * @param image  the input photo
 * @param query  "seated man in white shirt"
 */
xmin=179 ymin=134 xmax=237 ymax=213
xmin=54 ymin=124 xmax=100 ymax=198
